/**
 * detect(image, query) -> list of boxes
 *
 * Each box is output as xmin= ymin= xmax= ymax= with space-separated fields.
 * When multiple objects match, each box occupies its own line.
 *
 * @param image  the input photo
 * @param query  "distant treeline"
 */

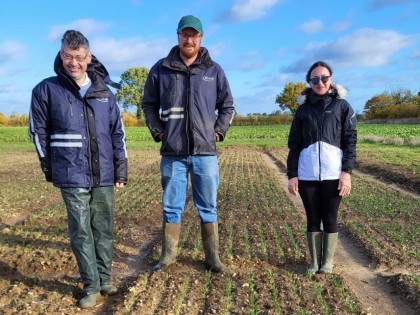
xmin=122 ymin=111 xmax=297 ymax=127
xmin=0 ymin=111 xmax=296 ymax=127
xmin=1 ymin=107 xmax=418 ymax=127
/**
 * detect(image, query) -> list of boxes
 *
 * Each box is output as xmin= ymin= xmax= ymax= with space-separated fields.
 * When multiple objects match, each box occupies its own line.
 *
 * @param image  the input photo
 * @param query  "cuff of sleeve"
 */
xmin=116 ymin=177 xmax=127 ymax=184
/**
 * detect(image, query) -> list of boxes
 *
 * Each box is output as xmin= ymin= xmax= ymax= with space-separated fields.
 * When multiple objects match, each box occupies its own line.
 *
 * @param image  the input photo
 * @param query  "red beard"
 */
xmin=179 ymin=43 xmax=200 ymax=59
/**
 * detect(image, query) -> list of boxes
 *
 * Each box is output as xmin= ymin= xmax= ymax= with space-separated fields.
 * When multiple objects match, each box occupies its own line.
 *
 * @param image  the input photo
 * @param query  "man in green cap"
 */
xmin=142 ymin=15 xmax=235 ymax=273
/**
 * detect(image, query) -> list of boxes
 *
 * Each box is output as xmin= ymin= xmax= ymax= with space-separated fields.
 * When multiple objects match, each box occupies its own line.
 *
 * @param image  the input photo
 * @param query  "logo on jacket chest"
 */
xmin=96 ymin=97 xmax=109 ymax=102
xmin=202 ymin=76 xmax=214 ymax=82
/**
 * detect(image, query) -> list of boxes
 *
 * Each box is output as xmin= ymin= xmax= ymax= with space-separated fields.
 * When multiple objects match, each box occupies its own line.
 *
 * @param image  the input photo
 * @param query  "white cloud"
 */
xmin=261 ymin=73 xmax=292 ymax=88
xmin=0 ymin=41 xmax=26 ymax=63
xmin=242 ymin=50 xmax=260 ymax=58
xmin=329 ymin=28 xmax=414 ymax=67
xmin=0 ymin=83 xmax=31 ymax=115
xmin=239 ymin=60 xmax=265 ymax=72
xmin=0 ymin=83 xmax=19 ymax=94
xmin=331 ymin=21 xmax=350 ymax=32
xmin=48 ymin=19 xmax=112 ymax=41
xmin=235 ymin=89 xmax=278 ymax=115
xmin=228 ymin=0 xmax=281 ymax=22
xmin=237 ymin=50 xmax=264 ymax=71
xmin=298 ymin=19 xmax=324 ymax=34
xmin=89 ymin=37 xmax=172 ymax=74
xmin=206 ymin=41 xmax=227 ymax=58
xmin=411 ymin=50 xmax=420 ymax=59
xmin=285 ymin=28 xmax=415 ymax=72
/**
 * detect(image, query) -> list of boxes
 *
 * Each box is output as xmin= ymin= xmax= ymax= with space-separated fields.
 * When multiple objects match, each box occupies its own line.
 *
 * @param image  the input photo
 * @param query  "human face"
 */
xmin=60 ymin=46 xmax=92 ymax=84
xmin=178 ymin=28 xmax=201 ymax=60
xmin=309 ymin=66 xmax=332 ymax=96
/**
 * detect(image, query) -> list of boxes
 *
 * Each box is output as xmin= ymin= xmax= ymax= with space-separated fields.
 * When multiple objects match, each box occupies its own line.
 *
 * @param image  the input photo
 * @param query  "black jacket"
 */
xmin=287 ymin=83 xmax=357 ymax=180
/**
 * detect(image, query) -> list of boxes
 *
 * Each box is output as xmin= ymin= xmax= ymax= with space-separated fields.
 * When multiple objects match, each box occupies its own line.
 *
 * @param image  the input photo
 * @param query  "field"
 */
xmin=0 ymin=125 xmax=419 ymax=315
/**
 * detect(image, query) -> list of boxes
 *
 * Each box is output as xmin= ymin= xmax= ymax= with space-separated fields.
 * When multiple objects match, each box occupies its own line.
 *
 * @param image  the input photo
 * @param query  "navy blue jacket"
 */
xmin=29 ymin=53 xmax=127 ymax=188
xmin=142 ymin=46 xmax=235 ymax=155
xmin=287 ymin=84 xmax=357 ymax=180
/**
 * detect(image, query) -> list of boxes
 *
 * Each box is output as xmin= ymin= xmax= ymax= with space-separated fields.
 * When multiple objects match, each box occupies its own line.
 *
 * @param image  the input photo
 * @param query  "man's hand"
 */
xmin=40 ymin=158 xmax=52 ymax=182
xmin=288 ymin=177 xmax=299 ymax=196
xmin=115 ymin=182 xmax=125 ymax=188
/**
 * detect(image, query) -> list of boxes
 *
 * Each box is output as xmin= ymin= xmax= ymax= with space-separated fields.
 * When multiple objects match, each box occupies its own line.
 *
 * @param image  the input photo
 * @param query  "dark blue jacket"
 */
xmin=142 ymin=46 xmax=235 ymax=155
xmin=287 ymin=84 xmax=357 ymax=180
xmin=29 ymin=53 xmax=127 ymax=188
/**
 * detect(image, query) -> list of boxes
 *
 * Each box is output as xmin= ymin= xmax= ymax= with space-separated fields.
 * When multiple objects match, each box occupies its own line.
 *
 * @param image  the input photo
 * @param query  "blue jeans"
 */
xmin=160 ymin=155 xmax=219 ymax=223
xmin=61 ymin=186 xmax=114 ymax=294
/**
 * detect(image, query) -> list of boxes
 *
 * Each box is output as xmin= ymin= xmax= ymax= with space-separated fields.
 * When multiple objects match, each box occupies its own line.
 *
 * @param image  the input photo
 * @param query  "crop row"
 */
xmin=1 ymin=124 xmax=420 ymax=143
xmin=0 ymin=142 xmax=418 ymax=313
xmin=119 ymin=147 xmax=363 ymax=314
xmin=266 ymin=146 xmax=419 ymax=270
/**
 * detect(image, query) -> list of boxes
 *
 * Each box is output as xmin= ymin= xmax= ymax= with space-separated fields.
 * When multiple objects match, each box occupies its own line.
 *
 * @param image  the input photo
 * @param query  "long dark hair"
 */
xmin=305 ymin=61 xmax=333 ymax=83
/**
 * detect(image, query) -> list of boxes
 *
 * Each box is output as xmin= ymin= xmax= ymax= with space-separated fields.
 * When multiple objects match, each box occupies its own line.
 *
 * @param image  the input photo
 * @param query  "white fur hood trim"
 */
xmin=297 ymin=83 xmax=347 ymax=105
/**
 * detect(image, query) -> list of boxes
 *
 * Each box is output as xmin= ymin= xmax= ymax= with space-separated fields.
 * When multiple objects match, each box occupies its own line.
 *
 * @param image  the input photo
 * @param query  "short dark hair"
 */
xmin=306 ymin=61 xmax=333 ymax=83
xmin=61 ymin=30 xmax=90 ymax=52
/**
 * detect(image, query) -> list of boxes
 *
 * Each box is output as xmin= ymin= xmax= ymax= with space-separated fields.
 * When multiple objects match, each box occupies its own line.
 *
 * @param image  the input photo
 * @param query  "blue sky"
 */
xmin=0 ymin=0 xmax=419 ymax=116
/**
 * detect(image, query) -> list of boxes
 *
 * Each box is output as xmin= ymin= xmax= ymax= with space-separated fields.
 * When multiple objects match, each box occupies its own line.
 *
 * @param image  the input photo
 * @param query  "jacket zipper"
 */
xmin=68 ymin=97 xmax=73 ymax=117
xmin=83 ymin=96 xmax=93 ymax=188
xmin=318 ymin=105 xmax=324 ymax=181
xmin=318 ymin=130 xmax=322 ymax=181
xmin=185 ymin=70 xmax=192 ymax=155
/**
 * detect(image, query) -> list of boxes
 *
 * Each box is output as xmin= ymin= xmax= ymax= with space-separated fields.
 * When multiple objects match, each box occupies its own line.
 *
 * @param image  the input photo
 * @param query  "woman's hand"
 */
xmin=288 ymin=177 xmax=299 ymax=196
xmin=338 ymin=172 xmax=351 ymax=196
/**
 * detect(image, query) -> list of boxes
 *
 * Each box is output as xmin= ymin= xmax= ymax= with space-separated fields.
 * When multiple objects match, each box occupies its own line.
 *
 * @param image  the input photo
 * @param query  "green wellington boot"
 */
xmin=306 ymin=231 xmax=323 ymax=274
xmin=79 ymin=292 xmax=100 ymax=309
xmin=100 ymin=283 xmax=118 ymax=295
xmin=319 ymin=232 xmax=338 ymax=273
xmin=153 ymin=223 xmax=181 ymax=271
xmin=201 ymin=222 xmax=227 ymax=273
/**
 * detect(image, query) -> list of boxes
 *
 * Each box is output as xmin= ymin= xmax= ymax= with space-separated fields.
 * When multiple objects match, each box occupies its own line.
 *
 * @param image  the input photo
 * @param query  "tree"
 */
xmin=0 ymin=112 xmax=10 ymax=126
xmin=363 ymin=93 xmax=393 ymax=119
xmin=389 ymin=87 xmax=414 ymax=106
xmin=116 ymin=67 xmax=149 ymax=119
xmin=9 ymin=112 xmax=29 ymax=126
xmin=363 ymin=88 xmax=419 ymax=119
xmin=275 ymin=82 xmax=306 ymax=114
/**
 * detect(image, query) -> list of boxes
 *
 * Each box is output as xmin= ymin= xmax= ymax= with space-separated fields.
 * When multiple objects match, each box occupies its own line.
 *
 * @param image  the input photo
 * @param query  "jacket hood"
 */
xmin=297 ymin=82 xmax=347 ymax=105
xmin=53 ymin=52 xmax=121 ymax=90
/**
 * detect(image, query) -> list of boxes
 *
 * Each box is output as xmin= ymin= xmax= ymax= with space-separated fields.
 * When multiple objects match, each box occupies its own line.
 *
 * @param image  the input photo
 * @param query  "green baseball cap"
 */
xmin=177 ymin=15 xmax=203 ymax=33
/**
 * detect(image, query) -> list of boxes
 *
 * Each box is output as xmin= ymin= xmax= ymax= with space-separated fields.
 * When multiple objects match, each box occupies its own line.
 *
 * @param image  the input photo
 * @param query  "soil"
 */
xmin=355 ymin=161 xmax=420 ymax=196
xmin=263 ymin=154 xmax=417 ymax=315
xmin=0 ymin=146 xmax=418 ymax=314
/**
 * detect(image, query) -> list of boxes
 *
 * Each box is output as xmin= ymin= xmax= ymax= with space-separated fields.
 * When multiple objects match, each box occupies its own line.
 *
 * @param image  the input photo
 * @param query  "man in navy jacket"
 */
xmin=143 ymin=15 xmax=235 ymax=273
xmin=29 ymin=30 xmax=127 ymax=308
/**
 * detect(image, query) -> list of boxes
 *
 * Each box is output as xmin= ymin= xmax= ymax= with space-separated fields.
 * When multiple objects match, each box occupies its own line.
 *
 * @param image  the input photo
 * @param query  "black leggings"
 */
xmin=298 ymin=180 xmax=342 ymax=233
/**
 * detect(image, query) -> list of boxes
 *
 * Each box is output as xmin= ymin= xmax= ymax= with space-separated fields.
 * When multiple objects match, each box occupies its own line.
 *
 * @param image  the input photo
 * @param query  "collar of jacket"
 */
xmin=297 ymin=82 xmax=348 ymax=106
xmin=163 ymin=46 xmax=213 ymax=71
xmin=53 ymin=52 xmax=121 ymax=92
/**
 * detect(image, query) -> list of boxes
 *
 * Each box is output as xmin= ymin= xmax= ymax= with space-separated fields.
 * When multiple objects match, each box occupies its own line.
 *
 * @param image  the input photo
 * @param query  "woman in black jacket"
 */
xmin=287 ymin=61 xmax=357 ymax=274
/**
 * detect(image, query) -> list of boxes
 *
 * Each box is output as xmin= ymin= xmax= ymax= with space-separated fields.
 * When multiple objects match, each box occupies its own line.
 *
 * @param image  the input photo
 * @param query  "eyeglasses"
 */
xmin=178 ymin=32 xmax=201 ymax=42
xmin=310 ymin=76 xmax=330 ymax=85
xmin=61 ymin=52 xmax=88 ymax=62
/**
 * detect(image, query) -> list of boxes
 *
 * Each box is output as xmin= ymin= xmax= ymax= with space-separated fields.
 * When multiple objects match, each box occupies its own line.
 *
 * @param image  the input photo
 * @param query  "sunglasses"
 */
xmin=310 ymin=76 xmax=330 ymax=85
